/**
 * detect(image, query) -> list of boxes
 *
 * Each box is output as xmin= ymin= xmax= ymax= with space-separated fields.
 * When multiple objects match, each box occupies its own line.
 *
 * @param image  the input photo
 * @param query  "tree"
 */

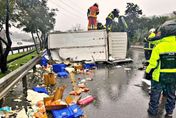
xmin=0 ymin=0 xmax=15 ymax=73
xmin=125 ymin=3 xmax=142 ymax=20
xmin=36 ymin=1 xmax=57 ymax=48
xmin=173 ymin=11 xmax=176 ymax=16
xmin=15 ymin=0 xmax=56 ymax=50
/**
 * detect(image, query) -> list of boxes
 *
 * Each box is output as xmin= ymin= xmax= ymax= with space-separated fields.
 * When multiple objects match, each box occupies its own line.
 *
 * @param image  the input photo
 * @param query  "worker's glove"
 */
xmin=144 ymin=72 xmax=152 ymax=80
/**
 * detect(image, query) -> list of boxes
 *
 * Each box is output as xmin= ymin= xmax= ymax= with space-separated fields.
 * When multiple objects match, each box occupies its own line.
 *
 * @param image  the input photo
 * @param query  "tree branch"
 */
xmin=0 ymin=37 xmax=8 ymax=47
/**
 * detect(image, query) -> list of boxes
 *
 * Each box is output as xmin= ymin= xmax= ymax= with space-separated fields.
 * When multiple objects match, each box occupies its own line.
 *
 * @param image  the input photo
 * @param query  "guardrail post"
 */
xmin=32 ymin=56 xmax=37 ymax=72
xmin=22 ymin=76 xmax=27 ymax=97
xmin=11 ymin=50 xmax=13 ymax=55
xmin=18 ymin=49 xmax=20 ymax=53
xmin=0 ymin=98 xmax=4 ymax=107
xmin=22 ymin=75 xmax=28 ymax=111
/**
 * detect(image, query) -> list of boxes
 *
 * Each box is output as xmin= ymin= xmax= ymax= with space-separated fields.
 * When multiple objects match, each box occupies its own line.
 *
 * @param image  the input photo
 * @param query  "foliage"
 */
xmin=125 ymin=3 xmax=142 ymax=19
xmin=0 ymin=0 xmax=15 ymax=31
xmin=15 ymin=0 xmax=56 ymax=35
xmin=14 ymin=0 xmax=56 ymax=50
xmin=112 ymin=2 xmax=169 ymax=44
xmin=0 ymin=0 xmax=56 ymax=73
xmin=0 ymin=0 xmax=15 ymax=73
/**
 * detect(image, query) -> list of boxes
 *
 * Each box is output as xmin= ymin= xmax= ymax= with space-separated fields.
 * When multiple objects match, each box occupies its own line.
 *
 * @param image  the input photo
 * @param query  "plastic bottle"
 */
xmin=78 ymin=96 xmax=94 ymax=106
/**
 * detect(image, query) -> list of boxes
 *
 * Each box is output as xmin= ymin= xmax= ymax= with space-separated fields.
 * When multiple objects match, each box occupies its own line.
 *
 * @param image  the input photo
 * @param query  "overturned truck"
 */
xmin=48 ymin=30 xmax=131 ymax=63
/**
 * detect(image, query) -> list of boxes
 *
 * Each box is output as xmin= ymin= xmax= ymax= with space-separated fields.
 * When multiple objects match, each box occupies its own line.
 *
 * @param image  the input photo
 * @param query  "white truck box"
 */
xmin=48 ymin=30 xmax=127 ymax=62
xmin=109 ymin=32 xmax=127 ymax=59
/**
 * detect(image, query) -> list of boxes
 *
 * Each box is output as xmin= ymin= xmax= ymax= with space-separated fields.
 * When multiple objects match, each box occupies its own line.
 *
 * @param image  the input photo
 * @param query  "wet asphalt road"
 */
xmin=4 ymin=48 xmax=176 ymax=118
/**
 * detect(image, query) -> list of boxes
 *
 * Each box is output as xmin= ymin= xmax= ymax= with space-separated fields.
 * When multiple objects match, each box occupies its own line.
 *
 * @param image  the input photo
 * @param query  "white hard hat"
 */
xmin=114 ymin=8 xmax=120 ymax=13
xmin=149 ymin=28 xmax=156 ymax=33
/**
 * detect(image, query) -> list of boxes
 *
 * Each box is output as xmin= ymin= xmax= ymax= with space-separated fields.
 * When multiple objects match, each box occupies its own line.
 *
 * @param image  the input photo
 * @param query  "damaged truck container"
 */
xmin=48 ymin=30 xmax=128 ymax=62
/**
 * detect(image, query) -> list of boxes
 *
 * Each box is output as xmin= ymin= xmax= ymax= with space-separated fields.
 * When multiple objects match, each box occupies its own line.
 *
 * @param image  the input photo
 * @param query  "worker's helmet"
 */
xmin=149 ymin=28 xmax=156 ymax=33
xmin=94 ymin=3 xmax=98 ymax=7
xmin=113 ymin=8 xmax=120 ymax=13
xmin=159 ymin=20 xmax=176 ymax=37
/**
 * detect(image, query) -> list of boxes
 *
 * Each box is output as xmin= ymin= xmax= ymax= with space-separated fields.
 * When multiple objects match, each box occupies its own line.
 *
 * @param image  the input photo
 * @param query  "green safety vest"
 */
xmin=107 ymin=12 xmax=115 ymax=20
xmin=146 ymin=36 xmax=176 ymax=82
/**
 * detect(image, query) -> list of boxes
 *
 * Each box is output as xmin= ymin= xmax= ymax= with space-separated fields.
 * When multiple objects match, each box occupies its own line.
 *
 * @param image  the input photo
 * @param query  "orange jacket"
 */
xmin=88 ymin=6 xmax=99 ymax=18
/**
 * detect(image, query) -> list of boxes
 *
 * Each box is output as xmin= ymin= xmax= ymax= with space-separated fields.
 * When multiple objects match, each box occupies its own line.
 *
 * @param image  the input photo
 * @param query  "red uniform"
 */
xmin=87 ymin=5 xmax=99 ymax=30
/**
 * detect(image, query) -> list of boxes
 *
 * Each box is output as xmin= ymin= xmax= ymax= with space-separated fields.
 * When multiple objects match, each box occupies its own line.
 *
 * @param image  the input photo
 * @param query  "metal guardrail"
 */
xmin=2 ymin=44 xmax=35 ymax=54
xmin=0 ymin=50 xmax=46 ymax=99
xmin=2 ymin=44 xmax=39 ymax=54
xmin=6 ymin=44 xmax=40 ymax=63
xmin=11 ymin=44 xmax=35 ymax=51
xmin=11 ymin=44 xmax=40 ymax=54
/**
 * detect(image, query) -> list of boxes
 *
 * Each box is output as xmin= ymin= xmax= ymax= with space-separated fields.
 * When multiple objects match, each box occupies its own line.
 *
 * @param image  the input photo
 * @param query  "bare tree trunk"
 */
xmin=31 ymin=33 xmax=39 ymax=54
xmin=41 ymin=33 xmax=44 ymax=48
xmin=0 ymin=41 xmax=3 ymax=55
xmin=0 ymin=0 xmax=12 ymax=73
xmin=42 ymin=32 xmax=47 ymax=48
xmin=0 ymin=41 xmax=3 ymax=72
xmin=36 ymin=31 xmax=42 ymax=50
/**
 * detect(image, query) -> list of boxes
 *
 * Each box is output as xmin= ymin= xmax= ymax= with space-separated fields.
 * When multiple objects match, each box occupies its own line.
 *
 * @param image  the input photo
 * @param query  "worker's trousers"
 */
xmin=148 ymin=80 xmax=176 ymax=115
xmin=106 ymin=18 xmax=112 ymax=32
xmin=88 ymin=17 xmax=97 ymax=30
xmin=144 ymin=49 xmax=152 ymax=61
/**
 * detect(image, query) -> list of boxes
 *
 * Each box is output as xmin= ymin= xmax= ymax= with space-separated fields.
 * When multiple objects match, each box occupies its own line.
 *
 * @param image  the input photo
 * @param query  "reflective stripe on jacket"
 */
xmin=146 ymin=36 xmax=176 ymax=82
xmin=144 ymin=41 xmax=154 ymax=50
xmin=107 ymin=12 xmax=115 ymax=20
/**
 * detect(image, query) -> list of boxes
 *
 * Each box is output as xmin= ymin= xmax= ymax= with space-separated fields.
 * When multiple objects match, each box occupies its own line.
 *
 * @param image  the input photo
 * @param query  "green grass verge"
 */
xmin=0 ymin=51 xmax=37 ymax=78
xmin=7 ymin=51 xmax=34 ymax=61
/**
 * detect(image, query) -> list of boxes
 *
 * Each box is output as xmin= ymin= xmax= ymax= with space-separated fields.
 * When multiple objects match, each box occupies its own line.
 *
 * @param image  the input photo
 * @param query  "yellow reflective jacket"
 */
xmin=107 ymin=12 xmax=115 ymax=20
xmin=146 ymin=36 xmax=176 ymax=82
xmin=148 ymin=32 xmax=156 ymax=39
xmin=148 ymin=33 xmax=161 ymax=46
xmin=144 ymin=33 xmax=156 ymax=50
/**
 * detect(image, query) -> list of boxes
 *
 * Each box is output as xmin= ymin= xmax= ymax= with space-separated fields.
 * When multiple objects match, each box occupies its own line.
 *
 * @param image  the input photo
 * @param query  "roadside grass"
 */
xmin=0 ymin=51 xmax=37 ymax=78
xmin=7 ymin=51 xmax=34 ymax=61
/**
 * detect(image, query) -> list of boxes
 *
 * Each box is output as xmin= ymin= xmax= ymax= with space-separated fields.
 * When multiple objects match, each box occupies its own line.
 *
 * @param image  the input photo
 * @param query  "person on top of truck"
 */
xmin=87 ymin=3 xmax=99 ymax=30
xmin=106 ymin=9 xmax=120 ymax=32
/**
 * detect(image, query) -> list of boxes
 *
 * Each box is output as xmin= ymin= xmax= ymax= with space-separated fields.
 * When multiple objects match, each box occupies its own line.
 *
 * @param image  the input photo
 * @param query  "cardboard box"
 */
xmin=44 ymin=96 xmax=67 ymax=111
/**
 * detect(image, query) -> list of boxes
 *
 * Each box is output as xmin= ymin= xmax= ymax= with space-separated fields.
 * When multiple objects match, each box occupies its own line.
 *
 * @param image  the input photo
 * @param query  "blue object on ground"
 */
xmin=69 ymin=104 xmax=84 ymax=118
xmin=83 ymin=63 xmax=96 ymax=69
xmin=32 ymin=87 xmax=49 ymax=95
xmin=57 ymin=72 xmax=69 ymax=78
xmin=52 ymin=107 xmax=74 ymax=118
xmin=51 ymin=104 xmax=83 ymax=118
xmin=0 ymin=106 xmax=11 ymax=112
xmin=40 ymin=57 xmax=47 ymax=67
xmin=53 ymin=64 xmax=66 ymax=73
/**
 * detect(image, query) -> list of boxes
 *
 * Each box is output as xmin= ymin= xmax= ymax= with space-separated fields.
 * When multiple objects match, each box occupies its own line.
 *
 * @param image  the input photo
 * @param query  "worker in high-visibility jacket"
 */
xmin=87 ymin=3 xmax=99 ymax=30
xmin=143 ymin=28 xmax=162 ymax=65
xmin=144 ymin=28 xmax=156 ymax=62
xmin=145 ymin=20 xmax=176 ymax=117
xmin=106 ymin=9 xmax=120 ymax=32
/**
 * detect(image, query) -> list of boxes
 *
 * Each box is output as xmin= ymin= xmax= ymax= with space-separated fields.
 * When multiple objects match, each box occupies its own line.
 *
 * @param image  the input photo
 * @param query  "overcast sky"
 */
xmin=11 ymin=0 xmax=176 ymax=34
xmin=47 ymin=0 xmax=176 ymax=31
